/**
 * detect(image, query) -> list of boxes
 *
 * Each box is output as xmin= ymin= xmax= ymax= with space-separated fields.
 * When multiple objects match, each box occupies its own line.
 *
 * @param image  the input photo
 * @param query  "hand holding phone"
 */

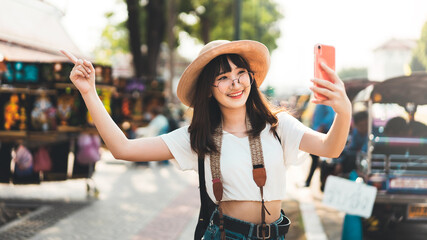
xmin=314 ymin=44 xmax=335 ymax=100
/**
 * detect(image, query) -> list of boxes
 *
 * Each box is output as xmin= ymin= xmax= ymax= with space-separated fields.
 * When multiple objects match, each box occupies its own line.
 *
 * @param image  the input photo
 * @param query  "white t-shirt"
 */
xmin=160 ymin=111 xmax=310 ymax=203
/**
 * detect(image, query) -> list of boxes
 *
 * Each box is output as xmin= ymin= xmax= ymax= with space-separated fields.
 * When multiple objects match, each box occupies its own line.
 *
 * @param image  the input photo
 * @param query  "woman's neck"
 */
xmin=221 ymin=107 xmax=247 ymax=133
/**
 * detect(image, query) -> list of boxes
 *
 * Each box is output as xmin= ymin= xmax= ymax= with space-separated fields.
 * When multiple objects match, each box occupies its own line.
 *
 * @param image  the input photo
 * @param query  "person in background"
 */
xmin=407 ymin=121 xmax=427 ymax=137
xmin=303 ymin=104 xmax=335 ymax=187
xmin=334 ymin=111 xmax=368 ymax=175
xmin=136 ymin=106 xmax=170 ymax=166
xmin=383 ymin=116 xmax=407 ymax=137
xmin=318 ymin=111 xmax=368 ymax=191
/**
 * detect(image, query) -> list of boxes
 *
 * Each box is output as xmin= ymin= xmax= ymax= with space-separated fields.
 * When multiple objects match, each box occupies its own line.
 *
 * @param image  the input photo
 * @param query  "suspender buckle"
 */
xmin=256 ymin=224 xmax=270 ymax=239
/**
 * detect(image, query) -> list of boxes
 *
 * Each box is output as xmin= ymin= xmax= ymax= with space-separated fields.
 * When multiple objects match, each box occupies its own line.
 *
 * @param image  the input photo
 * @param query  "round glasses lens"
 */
xmin=217 ymin=72 xmax=253 ymax=93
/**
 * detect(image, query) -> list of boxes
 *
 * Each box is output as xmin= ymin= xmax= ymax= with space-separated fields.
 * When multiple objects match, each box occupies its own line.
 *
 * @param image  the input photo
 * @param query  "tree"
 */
xmin=118 ymin=0 xmax=166 ymax=80
xmin=410 ymin=21 xmax=427 ymax=72
xmin=177 ymin=0 xmax=283 ymax=51
xmin=125 ymin=0 xmax=145 ymax=78
xmin=338 ymin=67 xmax=368 ymax=81
xmin=96 ymin=0 xmax=283 ymax=78
xmin=145 ymin=0 xmax=166 ymax=81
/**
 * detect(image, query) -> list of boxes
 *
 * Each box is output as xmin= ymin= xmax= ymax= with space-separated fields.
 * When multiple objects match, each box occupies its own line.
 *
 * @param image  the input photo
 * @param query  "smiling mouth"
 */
xmin=227 ymin=91 xmax=243 ymax=97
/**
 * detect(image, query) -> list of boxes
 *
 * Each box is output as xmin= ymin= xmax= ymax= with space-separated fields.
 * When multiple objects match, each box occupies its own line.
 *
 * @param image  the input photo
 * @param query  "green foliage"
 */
xmin=178 ymin=0 xmax=283 ymax=52
xmin=94 ymin=13 xmax=129 ymax=65
xmin=338 ymin=67 xmax=368 ymax=81
xmin=410 ymin=21 xmax=427 ymax=72
xmin=94 ymin=3 xmax=148 ymax=65
xmin=410 ymin=55 xmax=426 ymax=72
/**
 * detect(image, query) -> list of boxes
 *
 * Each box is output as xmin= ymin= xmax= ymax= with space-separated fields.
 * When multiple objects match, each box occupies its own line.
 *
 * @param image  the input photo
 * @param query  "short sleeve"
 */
xmin=160 ymin=126 xmax=198 ymax=171
xmin=276 ymin=111 xmax=310 ymax=165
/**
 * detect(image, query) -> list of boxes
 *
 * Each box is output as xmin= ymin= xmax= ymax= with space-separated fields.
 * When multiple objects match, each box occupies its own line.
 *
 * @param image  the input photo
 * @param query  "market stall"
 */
xmin=0 ymin=58 xmax=117 ymax=196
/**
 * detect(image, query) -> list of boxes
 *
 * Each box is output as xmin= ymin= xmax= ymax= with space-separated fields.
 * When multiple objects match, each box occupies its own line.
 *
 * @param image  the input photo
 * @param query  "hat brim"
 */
xmin=177 ymin=40 xmax=270 ymax=107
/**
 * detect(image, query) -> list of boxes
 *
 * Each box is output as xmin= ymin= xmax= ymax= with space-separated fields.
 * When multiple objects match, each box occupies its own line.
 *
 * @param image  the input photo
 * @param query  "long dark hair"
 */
xmin=189 ymin=54 xmax=283 ymax=156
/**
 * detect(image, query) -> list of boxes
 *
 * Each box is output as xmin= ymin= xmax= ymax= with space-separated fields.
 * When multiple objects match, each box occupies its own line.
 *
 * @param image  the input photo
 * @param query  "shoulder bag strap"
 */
xmin=195 ymin=152 xmax=209 ymax=240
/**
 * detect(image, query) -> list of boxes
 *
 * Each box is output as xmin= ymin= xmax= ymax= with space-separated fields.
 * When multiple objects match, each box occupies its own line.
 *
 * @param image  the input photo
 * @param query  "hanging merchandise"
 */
xmin=31 ymin=93 xmax=57 ymax=131
xmin=33 ymin=146 xmax=52 ymax=172
xmin=19 ymin=94 xmax=27 ymax=130
xmin=69 ymin=90 xmax=82 ymax=126
xmin=13 ymin=145 xmax=33 ymax=176
xmin=4 ymin=94 xmax=20 ymax=130
xmin=76 ymin=133 xmax=101 ymax=165
xmin=57 ymin=88 xmax=74 ymax=126
xmin=121 ymin=98 xmax=131 ymax=117
xmin=133 ymin=98 xmax=143 ymax=116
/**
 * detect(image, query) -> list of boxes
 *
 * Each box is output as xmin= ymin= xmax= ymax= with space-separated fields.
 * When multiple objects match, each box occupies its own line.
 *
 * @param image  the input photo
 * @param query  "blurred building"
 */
xmin=368 ymin=38 xmax=417 ymax=81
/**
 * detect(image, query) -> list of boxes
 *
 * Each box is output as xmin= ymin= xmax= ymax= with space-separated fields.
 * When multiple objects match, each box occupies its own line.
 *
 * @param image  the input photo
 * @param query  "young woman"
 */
xmin=61 ymin=40 xmax=351 ymax=240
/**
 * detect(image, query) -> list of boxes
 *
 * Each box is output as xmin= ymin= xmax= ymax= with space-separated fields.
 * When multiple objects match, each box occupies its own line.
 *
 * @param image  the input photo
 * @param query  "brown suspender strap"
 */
xmin=247 ymin=119 xmax=270 ymax=240
xmin=210 ymin=126 xmax=225 ymax=239
xmin=210 ymin=118 xmax=270 ymax=240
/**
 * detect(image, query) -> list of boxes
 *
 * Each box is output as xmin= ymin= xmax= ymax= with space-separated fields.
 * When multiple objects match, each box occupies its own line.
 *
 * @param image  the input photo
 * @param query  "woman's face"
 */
xmin=211 ymin=58 xmax=251 ymax=111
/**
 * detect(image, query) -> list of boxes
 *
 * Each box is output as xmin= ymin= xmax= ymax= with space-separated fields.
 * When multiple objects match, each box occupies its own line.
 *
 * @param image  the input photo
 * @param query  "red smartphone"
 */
xmin=314 ymin=44 xmax=335 ymax=100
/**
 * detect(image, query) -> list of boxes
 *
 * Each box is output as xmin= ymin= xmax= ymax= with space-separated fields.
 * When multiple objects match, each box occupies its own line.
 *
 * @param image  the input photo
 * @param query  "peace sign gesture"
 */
xmin=60 ymin=50 xmax=96 ymax=95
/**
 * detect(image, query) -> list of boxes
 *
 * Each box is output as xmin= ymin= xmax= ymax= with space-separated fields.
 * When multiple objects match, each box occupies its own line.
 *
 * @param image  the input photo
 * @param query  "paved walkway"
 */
xmin=0 ymin=150 xmax=344 ymax=240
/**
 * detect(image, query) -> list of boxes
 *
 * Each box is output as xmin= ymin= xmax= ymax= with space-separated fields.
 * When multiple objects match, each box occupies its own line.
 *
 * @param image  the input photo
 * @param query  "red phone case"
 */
xmin=314 ymin=44 xmax=335 ymax=100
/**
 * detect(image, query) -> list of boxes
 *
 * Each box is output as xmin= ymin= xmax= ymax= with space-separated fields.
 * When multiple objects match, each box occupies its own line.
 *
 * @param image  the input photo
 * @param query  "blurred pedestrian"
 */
xmin=61 ymin=39 xmax=351 ymax=240
xmin=335 ymin=111 xmax=368 ymax=175
xmin=136 ymin=105 xmax=170 ymax=166
xmin=383 ymin=116 xmax=407 ymax=137
xmin=407 ymin=121 xmax=427 ymax=137
xmin=303 ymin=104 xmax=335 ymax=188
xmin=319 ymin=111 xmax=368 ymax=190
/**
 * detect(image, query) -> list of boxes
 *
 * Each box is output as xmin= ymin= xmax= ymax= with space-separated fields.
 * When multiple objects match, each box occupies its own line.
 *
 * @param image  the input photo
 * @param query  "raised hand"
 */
xmin=60 ymin=50 xmax=95 ymax=95
xmin=309 ymin=63 xmax=351 ymax=116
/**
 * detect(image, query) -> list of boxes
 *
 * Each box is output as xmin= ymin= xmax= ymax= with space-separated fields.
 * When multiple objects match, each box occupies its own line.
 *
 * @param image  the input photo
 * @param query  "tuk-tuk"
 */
xmin=353 ymin=72 xmax=427 ymax=237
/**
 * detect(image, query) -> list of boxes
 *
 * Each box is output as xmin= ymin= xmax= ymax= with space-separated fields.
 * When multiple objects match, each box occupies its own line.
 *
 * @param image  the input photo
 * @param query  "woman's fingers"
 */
xmin=76 ymin=65 xmax=90 ymax=78
xmin=73 ymin=69 xmax=86 ymax=78
xmin=60 ymin=50 xmax=78 ymax=64
xmin=311 ymin=98 xmax=331 ymax=106
xmin=70 ymin=68 xmax=86 ymax=80
xmin=60 ymin=50 xmax=93 ymax=74
xmin=310 ymin=84 xmax=335 ymax=99
xmin=311 ymin=78 xmax=336 ymax=91
xmin=83 ymin=59 xmax=94 ymax=73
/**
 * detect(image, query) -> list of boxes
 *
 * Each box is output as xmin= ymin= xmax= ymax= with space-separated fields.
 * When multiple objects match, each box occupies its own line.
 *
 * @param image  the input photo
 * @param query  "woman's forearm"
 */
xmin=81 ymin=89 xmax=128 ymax=159
xmin=324 ymin=111 xmax=352 ymax=158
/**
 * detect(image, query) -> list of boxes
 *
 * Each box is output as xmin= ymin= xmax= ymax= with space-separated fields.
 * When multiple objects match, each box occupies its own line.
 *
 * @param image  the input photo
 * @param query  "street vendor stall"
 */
xmin=0 ymin=56 xmax=117 ymax=196
xmin=0 ymin=0 xmax=120 ymax=197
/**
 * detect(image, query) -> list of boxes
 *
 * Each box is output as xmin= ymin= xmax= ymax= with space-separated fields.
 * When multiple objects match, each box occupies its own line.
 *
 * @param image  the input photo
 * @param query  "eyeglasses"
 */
xmin=212 ymin=71 xmax=254 ymax=94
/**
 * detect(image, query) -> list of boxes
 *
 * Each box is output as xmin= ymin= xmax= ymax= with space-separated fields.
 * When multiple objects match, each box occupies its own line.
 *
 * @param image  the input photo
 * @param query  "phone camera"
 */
xmin=318 ymin=45 xmax=321 ymax=50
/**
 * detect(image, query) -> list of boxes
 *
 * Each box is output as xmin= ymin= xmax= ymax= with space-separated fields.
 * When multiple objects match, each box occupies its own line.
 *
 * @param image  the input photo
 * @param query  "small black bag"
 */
xmin=194 ymin=153 xmax=217 ymax=240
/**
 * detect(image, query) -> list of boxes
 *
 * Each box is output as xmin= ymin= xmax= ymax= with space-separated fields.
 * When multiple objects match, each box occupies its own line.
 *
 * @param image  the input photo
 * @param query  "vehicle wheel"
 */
xmin=362 ymin=204 xmax=393 ymax=239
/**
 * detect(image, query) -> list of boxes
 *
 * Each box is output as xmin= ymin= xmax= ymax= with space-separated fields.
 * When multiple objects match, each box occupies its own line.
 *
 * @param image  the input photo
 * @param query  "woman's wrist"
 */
xmin=81 ymin=88 xmax=98 ymax=99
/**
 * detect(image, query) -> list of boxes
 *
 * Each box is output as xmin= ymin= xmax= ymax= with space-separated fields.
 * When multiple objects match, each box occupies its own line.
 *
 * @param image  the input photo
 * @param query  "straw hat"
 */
xmin=177 ymin=40 xmax=270 ymax=107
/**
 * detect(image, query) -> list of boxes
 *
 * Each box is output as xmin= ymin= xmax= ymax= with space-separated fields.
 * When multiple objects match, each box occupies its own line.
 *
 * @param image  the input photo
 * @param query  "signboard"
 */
xmin=322 ymin=176 xmax=377 ymax=218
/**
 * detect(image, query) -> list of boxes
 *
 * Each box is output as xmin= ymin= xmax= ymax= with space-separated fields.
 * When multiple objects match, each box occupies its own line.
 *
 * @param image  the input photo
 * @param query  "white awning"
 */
xmin=0 ymin=42 xmax=69 ymax=62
